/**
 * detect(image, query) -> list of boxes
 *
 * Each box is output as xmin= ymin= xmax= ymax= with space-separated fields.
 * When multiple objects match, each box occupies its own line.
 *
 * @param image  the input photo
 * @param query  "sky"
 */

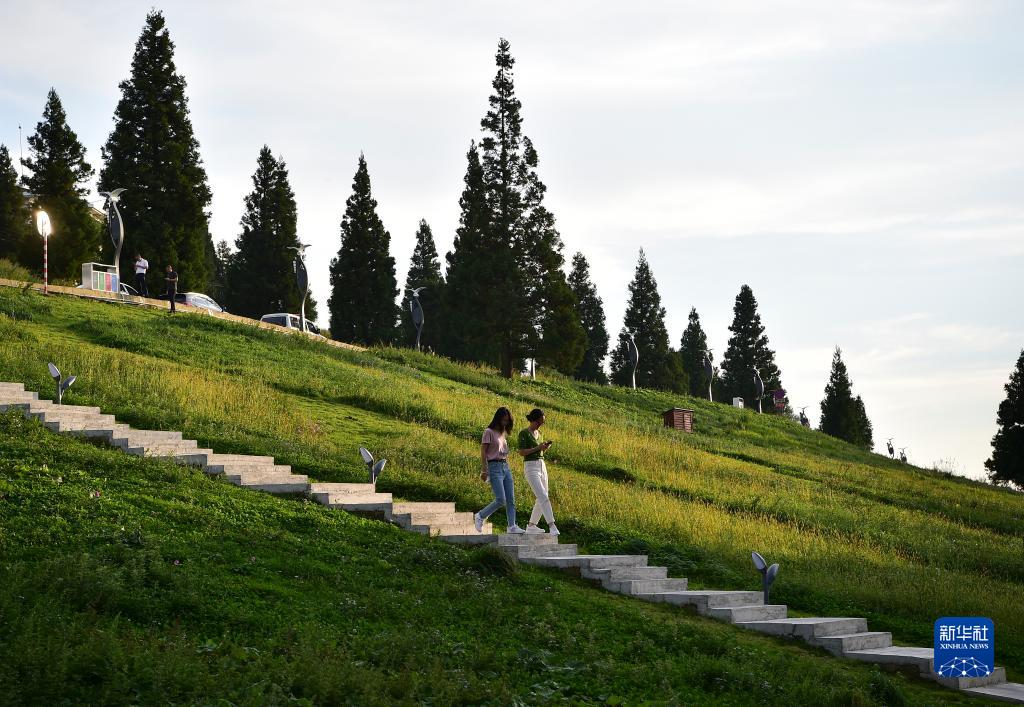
xmin=1 ymin=0 xmax=1022 ymax=480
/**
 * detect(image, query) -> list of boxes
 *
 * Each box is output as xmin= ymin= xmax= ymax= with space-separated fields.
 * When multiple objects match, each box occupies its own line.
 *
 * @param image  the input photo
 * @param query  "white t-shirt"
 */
xmin=135 ymin=258 xmax=149 ymax=274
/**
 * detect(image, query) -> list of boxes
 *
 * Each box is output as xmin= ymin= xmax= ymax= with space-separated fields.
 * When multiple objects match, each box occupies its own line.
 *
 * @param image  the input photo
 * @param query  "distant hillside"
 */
xmin=0 ymin=286 xmax=1020 ymax=697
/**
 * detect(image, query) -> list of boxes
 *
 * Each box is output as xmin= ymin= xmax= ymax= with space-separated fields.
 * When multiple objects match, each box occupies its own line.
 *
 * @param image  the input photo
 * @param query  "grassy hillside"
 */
xmin=1 ymin=411 xmax=980 ymax=706
xmin=1 ymin=288 xmax=1021 ymax=690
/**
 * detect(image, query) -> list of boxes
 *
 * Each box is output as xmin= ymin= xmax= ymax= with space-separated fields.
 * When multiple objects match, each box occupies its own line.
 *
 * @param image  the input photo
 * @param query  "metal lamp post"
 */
xmin=35 ymin=210 xmax=51 ymax=294
xmin=752 ymin=368 xmax=765 ymax=413
xmin=704 ymin=351 xmax=714 ymax=401
xmin=627 ymin=333 xmax=639 ymax=390
xmin=290 ymin=243 xmax=311 ymax=333
xmin=359 ymin=447 xmax=387 ymax=484
xmin=751 ymin=551 xmax=780 ymax=604
xmin=99 ymin=188 xmax=127 ymax=284
xmin=410 ymin=287 xmax=425 ymax=352
xmin=47 ymin=362 xmax=76 ymax=405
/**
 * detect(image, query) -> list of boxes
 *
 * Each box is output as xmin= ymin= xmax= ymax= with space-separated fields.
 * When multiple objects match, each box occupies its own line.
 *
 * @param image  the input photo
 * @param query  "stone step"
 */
xmin=523 ymin=554 xmax=648 ymax=571
xmin=0 ymin=399 xmax=44 ymax=411
xmin=311 ymin=492 xmax=393 ymax=506
xmin=505 ymin=543 xmax=579 ymax=559
xmin=813 ymin=631 xmax=892 ymax=655
xmin=27 ymin=404 xmax=101 ymax=415
xmin=177 ymin=451 xmax=274 ymax=465
xmin=495 ymin=533 xmax=559 ymax=546
xmin=737 ymin=617 xmax=868 ymax=639
xmin=709 ymin=604 xmax=788 ymax=623
xmin=644 ymin=590 xmax=764 ymax=612
xmin=844 ymin=646 xmax=934 ymax=674
xmin=391 ymin=511 xmax=476 ymax=528
xmin=963 ymin=682 xmax=1024 ymax=704
xmin=582 ymin=565 xmax=668 ymax=581
xmin=0 ymin=382 xmax=26 ymax=391
xmin=65 ymin=424 xmax=132 ymax=438
xmin=223 ymin=472 xmax=308 ymax=485
xmin=605 ymin=577 xmax=689 ymax=596
xmin=324 ymin=497 xmax=393 ymax=513
xmin=409 ymin=523 xmax=493 ymax=536
xmin=206 ymin=462 xmax=290 ymax=475
xmin=236 ymin=480 xmax=310 ymax=494
xmin=438 ymin=534 xmax=498 ymax=546
xmin=309 ymin=483 xmax=377 ymax=495
xmin=126 ymin=442 xmax=200 ymax=457
xmin=43 ymin=417 xmax=117 ymax=431
xmin=390 ymin=501 xmax=456 ymax=515
xmin=934 ymin=667 xmax=1006 ymax=690
xmin=111 ymin=431 xmax=185 ymax=447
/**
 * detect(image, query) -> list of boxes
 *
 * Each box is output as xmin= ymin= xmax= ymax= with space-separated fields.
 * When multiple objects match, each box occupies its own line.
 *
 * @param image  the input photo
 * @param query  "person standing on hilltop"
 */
xmin=165 ymin=264 xmax=178 ymax=313
xmin=474 ymin=407 xmax=525 ymax=535
xmin=134 ymin=253 xmax=149 ymax=296
xmin=518 ymin=408 xmax=559 ymax=535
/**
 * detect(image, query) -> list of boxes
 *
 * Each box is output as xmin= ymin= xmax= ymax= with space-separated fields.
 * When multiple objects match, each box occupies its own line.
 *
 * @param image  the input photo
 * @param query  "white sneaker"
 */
xmin=507 ymin=525 xmax=526 ymax=534
xmin=474 ymin=513 xmax=484 ymax=533
xmin=548 ymin=524 xmax=560 ymax=536
xmin=525 ymin=524 xmax=545 ymax=534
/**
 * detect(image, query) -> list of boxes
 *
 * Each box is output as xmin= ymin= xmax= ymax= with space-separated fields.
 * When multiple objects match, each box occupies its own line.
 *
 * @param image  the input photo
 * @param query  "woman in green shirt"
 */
xmin=517 ymin=408 xmax=558 ymax=535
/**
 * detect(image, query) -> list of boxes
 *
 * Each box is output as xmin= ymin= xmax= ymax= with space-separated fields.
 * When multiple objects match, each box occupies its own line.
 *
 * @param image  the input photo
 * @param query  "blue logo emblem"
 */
xmin=934 ymin=617 xmax=994 ymax=678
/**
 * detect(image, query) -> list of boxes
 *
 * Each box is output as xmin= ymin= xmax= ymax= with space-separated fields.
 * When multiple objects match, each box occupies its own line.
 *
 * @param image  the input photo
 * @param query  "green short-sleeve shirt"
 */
xmin=518 ymin=428 xmax=544 ymax=462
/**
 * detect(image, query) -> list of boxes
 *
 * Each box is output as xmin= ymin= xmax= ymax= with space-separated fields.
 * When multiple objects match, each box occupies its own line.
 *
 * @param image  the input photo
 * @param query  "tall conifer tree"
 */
xmin=819 ymin=347 xmax=873 ymax=450
xmin=478 ymin=38 xmax=531 ymax=376
xmin=679 ymin=307 xmax=712 ymax=398
xmin=400 ymin=219 xmax=445 ymax=351
xmin=99 ymin=10 xmax=213 ymax=292
xmin=985 ymin=349 xmax=1024 ymax=487
xmin=20 ymin=90 xmax=101 ymax=280
xmin=327 ymin=155 xmax=398 ymax=345
xmin=567 ymin=252 xmax=609 ymax=383
xmin=0 ymin=145 xmax=35 ymax=266
xmin=610 ymin=250 xmax=684 ymax=391
xmin=720 ymin=285 xmax=784 ymax=409
xmin=442 ymin=143 xmax=501 ymax=365
xmin=225 ymin=146 xmax=304 ymax=318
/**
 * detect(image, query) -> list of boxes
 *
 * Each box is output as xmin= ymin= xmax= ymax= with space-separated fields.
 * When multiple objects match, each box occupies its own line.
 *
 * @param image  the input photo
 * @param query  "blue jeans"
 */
xmin=479 ymin=460 xmax=516 ymax=527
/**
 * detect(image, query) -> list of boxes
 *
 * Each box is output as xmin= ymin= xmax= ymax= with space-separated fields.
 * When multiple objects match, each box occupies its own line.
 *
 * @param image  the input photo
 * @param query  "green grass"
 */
xmin=0 ymin=286 xmax=1021 ymax=703
xmin=0 ymin=412 xmax=981 ymax=706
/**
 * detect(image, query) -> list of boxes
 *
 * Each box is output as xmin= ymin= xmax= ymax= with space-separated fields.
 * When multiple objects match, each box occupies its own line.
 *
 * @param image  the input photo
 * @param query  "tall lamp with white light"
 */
xmin=35 ymin=210 xmax=51 ymax=294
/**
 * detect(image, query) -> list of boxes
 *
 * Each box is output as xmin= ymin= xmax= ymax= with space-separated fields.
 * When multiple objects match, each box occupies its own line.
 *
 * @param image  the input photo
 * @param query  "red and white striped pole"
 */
xmin=35 ymin=210 xmax=51 ymax=294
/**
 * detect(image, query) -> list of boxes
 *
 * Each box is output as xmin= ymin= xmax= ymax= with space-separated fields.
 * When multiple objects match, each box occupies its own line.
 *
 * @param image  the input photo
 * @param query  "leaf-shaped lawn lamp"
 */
xmin=751 ymin=551 xmax=780 ymax=604
xmin=48 ymin=362 xmax=76 ymax=405
xmin=371 ymin=459 xmax=387 ymax=484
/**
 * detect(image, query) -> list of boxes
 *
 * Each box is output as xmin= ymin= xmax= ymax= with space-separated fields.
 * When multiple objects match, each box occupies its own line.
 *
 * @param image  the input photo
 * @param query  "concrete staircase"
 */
xmin=2 ymin=380 xmax=1020 ymax=704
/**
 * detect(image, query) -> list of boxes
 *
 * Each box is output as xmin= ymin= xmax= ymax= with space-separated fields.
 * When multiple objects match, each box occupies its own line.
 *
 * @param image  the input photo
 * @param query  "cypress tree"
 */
xmin=327 ymin=155 xmax=399 ymax=345
xmin=19 ymin=90 xmax=101 ymax=280
xmin=209 ymin=239 xmax=232 ymax=305
xmin=679 ymin=307 xmax=712 ymax=397
xmin=442 ymin=143 xmax=502 ymax=365
xmin=819 ymin=347 xmax=873 ymax=450
xmin=720 ymin=285 xmax=784 ymax=409
xmin=478 ymin=38 xmax=532 ymax=377
xmin=609 ymin=250 xmax=684 ymax=391
xmin=99 ymin=10 xmax=213 ymax=293
xmin=225 ymin=146 xmax=304 ymax=318
xmin=400 ymin=219 xmax=445 ymax=351
xmin=985 ymin=349 xmax=1024 ymax=487
xmin=567 ymin=252 xmax=609 ymax=384
xmin=0 ymin=145 xmax=35 ymax=266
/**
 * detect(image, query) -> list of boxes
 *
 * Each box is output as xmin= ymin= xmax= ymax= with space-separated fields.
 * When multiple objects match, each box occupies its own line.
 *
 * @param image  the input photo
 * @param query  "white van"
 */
xmin=259 ymin=313 xmax=323 ymax=337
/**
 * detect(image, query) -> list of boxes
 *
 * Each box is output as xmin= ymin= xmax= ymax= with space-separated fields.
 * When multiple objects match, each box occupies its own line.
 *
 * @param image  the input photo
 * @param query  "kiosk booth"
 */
xmin=82 ymin=262 xmax=120 ymax=293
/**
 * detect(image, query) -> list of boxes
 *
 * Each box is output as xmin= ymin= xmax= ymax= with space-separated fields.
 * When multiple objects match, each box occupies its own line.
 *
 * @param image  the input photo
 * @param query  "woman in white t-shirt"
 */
xmin=474 ymin=406 xmax=524 ymax=534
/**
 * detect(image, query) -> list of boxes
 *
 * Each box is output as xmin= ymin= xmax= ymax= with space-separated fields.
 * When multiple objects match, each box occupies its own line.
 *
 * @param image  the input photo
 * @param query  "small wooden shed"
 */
xmin=662 ymin=407 xmax=694 ymax=433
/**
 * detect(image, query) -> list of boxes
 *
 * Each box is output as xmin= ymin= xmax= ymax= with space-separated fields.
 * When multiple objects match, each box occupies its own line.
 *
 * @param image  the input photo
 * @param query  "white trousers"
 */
xmin=524 ymin=460 xmax=555 ymax=525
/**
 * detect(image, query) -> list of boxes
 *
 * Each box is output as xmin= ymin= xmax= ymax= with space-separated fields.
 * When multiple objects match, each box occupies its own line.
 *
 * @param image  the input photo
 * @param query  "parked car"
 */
xmin=156 ymin=292 xmax=225 ymax=313
xmin=76 ymin=282 xmax=139 ymax=296
xmin=260 ymin=313 xmax=323 ymax=337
